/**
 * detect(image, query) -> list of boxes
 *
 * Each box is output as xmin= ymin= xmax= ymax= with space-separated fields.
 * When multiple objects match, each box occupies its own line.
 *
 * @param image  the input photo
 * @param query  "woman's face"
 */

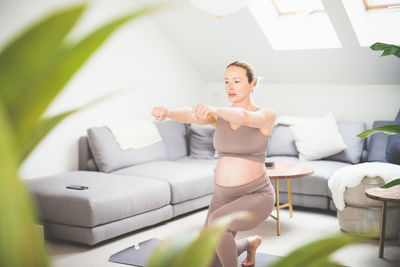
xmin=224 ymin=66 xmax=254 ymax=103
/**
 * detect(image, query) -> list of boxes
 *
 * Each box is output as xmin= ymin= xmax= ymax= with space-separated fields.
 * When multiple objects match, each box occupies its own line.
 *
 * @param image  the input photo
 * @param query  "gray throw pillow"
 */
xmin=153 ymin=120 xmax=190 ymax=160
xmin=367 ymin=121 xmax=392 ymax=162
xmin=87 ymin=126 xmax=168 ymax=172
xmin=267 ymin=125 xmax=299 ymax=157
xmin=323 ymin=121 xmax=366 ymax=164
xmin=188 ymin=124 xmax=215 ymax=159
xmin=385 ymin=109 xmax=400 ymax=164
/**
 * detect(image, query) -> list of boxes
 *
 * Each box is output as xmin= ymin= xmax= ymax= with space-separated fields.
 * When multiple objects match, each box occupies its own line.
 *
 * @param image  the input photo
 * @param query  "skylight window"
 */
xmin=248 ymin=0 xmax=342 ymax=50
xmin=363 ymin=0 xmax=400 ymax=10
xmin=341 ymin=0 xmax=400 ymax=47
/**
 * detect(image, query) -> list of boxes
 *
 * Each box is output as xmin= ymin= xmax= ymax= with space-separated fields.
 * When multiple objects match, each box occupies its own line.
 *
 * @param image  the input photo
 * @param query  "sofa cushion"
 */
xmin=323 ymin=122 xmax=366 ymax=164
xmin=267 ymin=156 xmax=350 ymax=196
xmin=385 ymin=109 xmax=400 ymax=164
xmin=87 ymin=126 xmax=168 ymax=172
xmin=188 ymin=124 xmax=216 ymax=159
xmin=267 ymin=125 xmax=298 ymax=157
xmin=112 ymin=160 xmax=214 ymax=204
xmin=26 ymin=171 xmax=171 ymax=228
xmin=367 ymin=121 xmax=392 ymax=162
xmin=153 ymin=120 xmax=189 ymax=160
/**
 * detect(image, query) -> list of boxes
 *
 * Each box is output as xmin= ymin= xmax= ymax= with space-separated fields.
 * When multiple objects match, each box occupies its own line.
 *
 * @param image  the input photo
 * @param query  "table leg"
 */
xmin=379 ymin=201 xmax=387 ymax=258
xmin=287 ymin=179 xmax=293 ymax=218
xmin=275 ymin=179 xmax=280 ymax=236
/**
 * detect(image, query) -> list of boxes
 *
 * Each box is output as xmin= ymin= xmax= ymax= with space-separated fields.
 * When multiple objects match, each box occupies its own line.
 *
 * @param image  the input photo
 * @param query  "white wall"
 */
xmin=0 ymin=0 xmax=204 ymax=179
xmin=203 ymin=83 xmax=400 ymax=129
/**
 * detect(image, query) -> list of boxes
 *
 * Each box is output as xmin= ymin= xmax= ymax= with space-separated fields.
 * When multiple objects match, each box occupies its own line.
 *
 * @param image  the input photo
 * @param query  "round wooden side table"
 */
xmin=365 ymin=184 xmax=400 ymax=258
xmin=266 ymin=161 xmax=314 ymax=236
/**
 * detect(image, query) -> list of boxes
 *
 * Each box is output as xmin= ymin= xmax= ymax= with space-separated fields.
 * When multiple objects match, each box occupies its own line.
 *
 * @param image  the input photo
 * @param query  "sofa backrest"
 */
xmin=78 ymin=136 xmax=99 ymax=171
xmin=78 ymin=119 xmax=382 ymax=170
xmin=266 ymin=121 xmax=367 ymax=164
xmin=78 ymin=120 xmax=191 ymax=172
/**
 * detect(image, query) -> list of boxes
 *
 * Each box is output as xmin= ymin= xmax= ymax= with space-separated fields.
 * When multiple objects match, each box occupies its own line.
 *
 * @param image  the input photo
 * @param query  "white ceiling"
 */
xmin=149 ymin=0 xmax=400 ymax=84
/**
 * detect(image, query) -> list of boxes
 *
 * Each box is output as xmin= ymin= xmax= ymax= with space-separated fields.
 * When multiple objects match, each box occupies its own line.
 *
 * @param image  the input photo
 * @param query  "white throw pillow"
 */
xmin=289 ymin=112 xmax=348 ymax=161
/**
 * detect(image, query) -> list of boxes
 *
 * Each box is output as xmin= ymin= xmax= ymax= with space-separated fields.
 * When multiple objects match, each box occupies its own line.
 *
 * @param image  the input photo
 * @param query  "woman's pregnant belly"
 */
xmin=214 ymin=157 xmax=267 ymax=187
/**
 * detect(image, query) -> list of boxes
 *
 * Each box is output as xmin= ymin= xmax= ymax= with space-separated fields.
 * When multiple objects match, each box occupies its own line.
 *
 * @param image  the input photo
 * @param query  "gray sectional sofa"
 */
xmin=26 ymin=119 xmax=389 ymax=245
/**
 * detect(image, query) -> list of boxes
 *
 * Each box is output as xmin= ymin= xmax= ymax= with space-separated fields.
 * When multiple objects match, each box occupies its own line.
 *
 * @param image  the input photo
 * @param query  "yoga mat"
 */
xmin=109 ymin=238 xmax=161 ymax=266
xmin=109 ymin=237 xmax=281 ymax=266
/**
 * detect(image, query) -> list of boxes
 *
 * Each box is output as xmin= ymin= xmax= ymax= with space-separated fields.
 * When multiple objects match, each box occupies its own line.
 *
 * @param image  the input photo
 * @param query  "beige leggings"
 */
xmin=204 ymin=172 xmax=275 ymax=267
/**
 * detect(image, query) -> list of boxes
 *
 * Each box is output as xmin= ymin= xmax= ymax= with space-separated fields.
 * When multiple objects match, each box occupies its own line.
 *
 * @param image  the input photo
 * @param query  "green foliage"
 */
xmin=269 ymin=232 xmax=371 ymax=267
xmin=146 ymin=211 xmax=253 ymax=267
xmin=0 ymin=1 xmax=166 ymax=266
xmin=357 ymin=124 xmax=400 ymax=138
xmin=0 ymin=99 xmax=50 ymax=267
xmin=370 ymin=42 xmax=400 ymax=58
xmin=381 ymin=178 xmax=400 ymax=189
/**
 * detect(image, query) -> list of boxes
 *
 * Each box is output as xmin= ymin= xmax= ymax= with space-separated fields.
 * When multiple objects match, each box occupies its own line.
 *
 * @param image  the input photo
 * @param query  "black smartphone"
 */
xmin=66 ymin=185 xmax=89 ymax=190
xmin=265 ymin=162 xmax=275 ymax=168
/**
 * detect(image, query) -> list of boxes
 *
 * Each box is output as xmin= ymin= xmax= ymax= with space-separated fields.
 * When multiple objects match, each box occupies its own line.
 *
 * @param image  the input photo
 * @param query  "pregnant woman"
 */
xmin=151 ymin=61 xmax=276 ymax=267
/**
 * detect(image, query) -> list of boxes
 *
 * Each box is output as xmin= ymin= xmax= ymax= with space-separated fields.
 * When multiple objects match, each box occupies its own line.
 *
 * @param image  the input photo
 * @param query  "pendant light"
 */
xmin=189 ymin=0 xmax=253 ymax=18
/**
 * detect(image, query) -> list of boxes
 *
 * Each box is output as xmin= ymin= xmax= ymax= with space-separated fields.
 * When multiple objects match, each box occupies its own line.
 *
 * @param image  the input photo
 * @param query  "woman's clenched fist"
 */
xmin=151 ymin=106 xmax=169 ymax=121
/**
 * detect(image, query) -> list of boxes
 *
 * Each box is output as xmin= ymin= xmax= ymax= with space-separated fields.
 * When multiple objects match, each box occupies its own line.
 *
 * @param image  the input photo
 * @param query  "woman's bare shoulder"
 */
xmin=257 ymin=107 xmax=275 ymax=113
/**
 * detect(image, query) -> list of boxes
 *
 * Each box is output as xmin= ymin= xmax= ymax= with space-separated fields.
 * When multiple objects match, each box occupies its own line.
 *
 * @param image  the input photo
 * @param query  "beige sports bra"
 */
xmin=213 ymin=109 xmax=269 ymax=163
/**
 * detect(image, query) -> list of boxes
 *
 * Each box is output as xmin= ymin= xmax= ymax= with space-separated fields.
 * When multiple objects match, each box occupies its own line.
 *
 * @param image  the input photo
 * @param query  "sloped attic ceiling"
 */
xmin=150 ymin=0 xmax=400 ymax=84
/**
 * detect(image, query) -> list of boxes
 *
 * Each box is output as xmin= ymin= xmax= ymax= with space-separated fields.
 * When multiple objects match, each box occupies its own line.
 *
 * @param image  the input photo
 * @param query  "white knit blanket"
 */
xmin=107 ymin=120 xmax=162 ymax=150
xmin=328 ymin=162 xmax=400 ymax=211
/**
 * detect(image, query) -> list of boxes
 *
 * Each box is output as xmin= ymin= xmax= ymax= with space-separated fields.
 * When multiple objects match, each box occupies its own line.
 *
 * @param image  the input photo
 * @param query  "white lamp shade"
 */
xmin=189 ymin=0 xmax=253 ymax=17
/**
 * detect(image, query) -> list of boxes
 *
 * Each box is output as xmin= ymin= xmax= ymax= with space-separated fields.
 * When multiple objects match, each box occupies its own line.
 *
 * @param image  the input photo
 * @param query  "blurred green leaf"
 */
xmin=18 ymin=89 xmax=124 ymax=163
xmin=146 ymin=231 xmax=200 ymax=267
xmin=19 ymin=109 xmax=78 ymax=163
xmin=269 ymin=232 xmax=371 ymax=267
xmin=0 ymin=100 xmax=50 ymax=267
xmin=146 ymin=211 xmax=253 ymax=267
xmin=357 ymin=124 xmax=400 ymax=138
xmin=370 ymin=42 xmax=400 ymax=58
xmin=381 ymin=179 xmax=400 ymax=189
xmin=172 ymin=226 xmax=228 ymax=267
xmin=0 ymin=3 xmax=86 ymax=128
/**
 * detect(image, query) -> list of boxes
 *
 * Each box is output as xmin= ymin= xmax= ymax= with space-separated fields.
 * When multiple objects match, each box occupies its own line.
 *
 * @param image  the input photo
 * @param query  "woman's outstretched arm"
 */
xmin=151 ymin=106 xmax=215 ymax=125
xmin=167 ymin=107 xmax=195 ymax=123
xmin=191 ymin=104 xmax=275 ymax=132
